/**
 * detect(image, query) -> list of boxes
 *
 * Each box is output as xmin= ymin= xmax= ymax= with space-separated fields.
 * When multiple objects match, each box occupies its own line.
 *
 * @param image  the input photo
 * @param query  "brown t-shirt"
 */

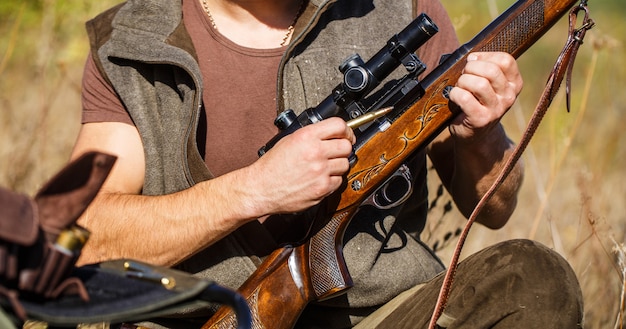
xmin=82 ymin=0 xmax=282 ymax=177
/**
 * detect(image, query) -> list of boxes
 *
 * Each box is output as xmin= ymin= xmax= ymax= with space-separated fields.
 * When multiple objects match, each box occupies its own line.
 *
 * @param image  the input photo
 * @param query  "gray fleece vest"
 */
xmin=86 ymin=0 xmax=444 ymax=320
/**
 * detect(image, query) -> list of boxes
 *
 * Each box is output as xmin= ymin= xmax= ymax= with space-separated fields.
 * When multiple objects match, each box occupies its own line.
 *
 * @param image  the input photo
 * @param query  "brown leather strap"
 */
xmin=427 ymin=3 xmax=594 ymax=328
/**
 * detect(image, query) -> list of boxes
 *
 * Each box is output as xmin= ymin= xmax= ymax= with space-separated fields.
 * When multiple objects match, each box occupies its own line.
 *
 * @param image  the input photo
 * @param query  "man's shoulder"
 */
xmin=85 ymin=2 xmax=126 ymax=51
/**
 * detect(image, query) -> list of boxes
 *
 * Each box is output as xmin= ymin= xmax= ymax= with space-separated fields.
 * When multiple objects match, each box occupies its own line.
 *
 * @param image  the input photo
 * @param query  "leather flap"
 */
xmin=0 ymin=188 xmax=39 ymax=246
xmin=35 ymin=152 xmax=116 ymax=236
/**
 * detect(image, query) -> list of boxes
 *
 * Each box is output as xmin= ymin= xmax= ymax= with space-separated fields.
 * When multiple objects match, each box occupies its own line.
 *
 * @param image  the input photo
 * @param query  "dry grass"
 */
xmin=1 ymin=0 xmax=624 ymax=327
xmin=0 ymin=1 xmax=120 ymax=193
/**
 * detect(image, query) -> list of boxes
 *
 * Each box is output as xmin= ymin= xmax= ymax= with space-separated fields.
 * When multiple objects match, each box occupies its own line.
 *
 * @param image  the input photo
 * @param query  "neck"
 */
xmin=201 ymin=0 xmax=304 ymax=48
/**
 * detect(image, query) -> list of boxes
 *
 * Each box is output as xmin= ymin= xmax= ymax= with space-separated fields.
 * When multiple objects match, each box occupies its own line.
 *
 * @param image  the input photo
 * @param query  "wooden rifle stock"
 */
xmin=203 ymin=0 xmax=583 ymax=328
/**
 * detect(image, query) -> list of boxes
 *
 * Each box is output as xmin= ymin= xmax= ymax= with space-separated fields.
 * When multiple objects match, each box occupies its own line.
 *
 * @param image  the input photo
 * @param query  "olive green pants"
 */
xmin=299 ymin=239 xmax=584 ymax=328
xmin=356 ymin=239 xmax=583 ymax=328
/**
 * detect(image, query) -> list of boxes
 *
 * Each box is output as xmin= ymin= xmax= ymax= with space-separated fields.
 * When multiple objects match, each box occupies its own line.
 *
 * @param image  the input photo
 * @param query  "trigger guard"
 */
xmin=361 ymin=164 xmax=413 ymax=210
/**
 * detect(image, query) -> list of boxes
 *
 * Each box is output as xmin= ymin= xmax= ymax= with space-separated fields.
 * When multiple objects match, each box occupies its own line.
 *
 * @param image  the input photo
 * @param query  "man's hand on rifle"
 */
xmin=246 ymin=117 xmax=356 ymax=218
xmin=448 ymin=51 xmax=523 ymax=143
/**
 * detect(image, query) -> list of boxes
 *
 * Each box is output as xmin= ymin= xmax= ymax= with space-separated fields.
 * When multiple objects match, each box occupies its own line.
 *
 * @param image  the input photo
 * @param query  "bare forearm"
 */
xmin=77 ymin=170 xmax=261 ymax=267
xmin=453 ymin=125 xmax=523 ymax=227
xmin=430 ymin=125 xmax=523 ymax=228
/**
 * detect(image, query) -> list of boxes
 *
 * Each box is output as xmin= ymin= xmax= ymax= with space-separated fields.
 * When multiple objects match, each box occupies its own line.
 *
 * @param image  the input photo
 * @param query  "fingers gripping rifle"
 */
xmin=204 ymin=1 xmax=585 ymax=328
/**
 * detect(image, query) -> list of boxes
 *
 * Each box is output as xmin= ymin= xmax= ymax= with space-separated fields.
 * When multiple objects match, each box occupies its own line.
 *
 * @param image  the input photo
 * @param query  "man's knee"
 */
xmin=481 ymin=239 xmax=584 ymax=327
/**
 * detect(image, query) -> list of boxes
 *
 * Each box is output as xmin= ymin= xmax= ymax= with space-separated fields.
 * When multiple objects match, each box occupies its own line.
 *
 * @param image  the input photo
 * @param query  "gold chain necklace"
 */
xmin=200 ymin=0 xmax=305 ymax=47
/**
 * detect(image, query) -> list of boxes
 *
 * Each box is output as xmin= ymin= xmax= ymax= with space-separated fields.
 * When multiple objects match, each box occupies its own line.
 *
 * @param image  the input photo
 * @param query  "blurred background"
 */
xmin=0 ymin=0 xmax=624 ymax=327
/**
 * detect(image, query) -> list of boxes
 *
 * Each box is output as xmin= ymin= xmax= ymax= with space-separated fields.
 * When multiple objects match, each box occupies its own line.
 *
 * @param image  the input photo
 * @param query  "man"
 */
xmin=71 ymin=0 xmax=583 ymax=327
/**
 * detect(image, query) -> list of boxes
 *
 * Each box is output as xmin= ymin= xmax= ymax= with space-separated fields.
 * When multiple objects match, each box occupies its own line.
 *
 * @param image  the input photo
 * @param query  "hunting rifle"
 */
xmin=203 ymin=0 xmax=586 ymax=328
